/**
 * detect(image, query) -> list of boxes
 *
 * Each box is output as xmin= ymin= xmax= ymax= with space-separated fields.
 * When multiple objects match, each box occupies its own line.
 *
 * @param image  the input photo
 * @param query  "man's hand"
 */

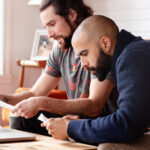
xmin=11 ymin=97 xmax=40 ymax=119
xmin=41 ymin=115 xmax=79 ymax=140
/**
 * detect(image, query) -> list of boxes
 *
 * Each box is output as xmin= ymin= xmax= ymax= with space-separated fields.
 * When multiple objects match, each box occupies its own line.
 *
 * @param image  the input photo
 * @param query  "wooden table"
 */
xmin=0 ymin=133 xmax=97 ymax=150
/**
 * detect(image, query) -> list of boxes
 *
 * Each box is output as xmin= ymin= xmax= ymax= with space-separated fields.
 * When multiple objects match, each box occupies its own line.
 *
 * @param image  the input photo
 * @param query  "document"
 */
xmin=38 ymin=113 xmax=48 ymax=122
xmin=0 ymin=101 xmax=14 ymax=110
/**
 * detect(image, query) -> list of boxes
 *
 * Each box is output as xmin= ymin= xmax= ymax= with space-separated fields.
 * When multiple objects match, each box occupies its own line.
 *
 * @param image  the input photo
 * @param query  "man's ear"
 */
xmin=68 ymin=9 xmax=77 ymax=23
xmin=99 ymin=35 xmax=112 ymax=54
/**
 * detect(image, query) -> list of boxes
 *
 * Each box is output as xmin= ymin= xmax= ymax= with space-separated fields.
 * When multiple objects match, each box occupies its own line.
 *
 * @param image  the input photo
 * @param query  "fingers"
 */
xmin=10 ymin=112 xmax=20 ymax=117
xmin=11 ymin=102 xmax=28 ymax=118
xmin=11 ymin=100 xmax=26 ymax=114
xmin=10 ymin=111 xmax=26 ymax=118
xmin=11 ymin=106 xmax=22 ymax=116
xmin=11 ymin=104 xmax=19 ymax=113
xmin=41 ymin=118 xmax=69 ymax=139
xmin=40 ymin=118 xmax=54 ymax=135
xmin=41 ymin=122 xmax=46 ymax=127
xmin=63 ymin=114 xmax=80 ymax=120
xmin=11 ymin=105 xmax=31 ymax=119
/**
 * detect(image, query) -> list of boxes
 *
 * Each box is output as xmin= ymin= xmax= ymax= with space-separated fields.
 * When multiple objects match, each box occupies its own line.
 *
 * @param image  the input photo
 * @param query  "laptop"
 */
xmin=0 ymin=127 xmax=36 ymax=142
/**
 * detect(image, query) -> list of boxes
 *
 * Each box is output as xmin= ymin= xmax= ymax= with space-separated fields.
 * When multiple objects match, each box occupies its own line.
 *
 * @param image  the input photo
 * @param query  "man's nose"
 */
xmin=81 ymin=57 xmax=88 ymax=68
xmin=48 ymin=29 xmax=55 ymax=38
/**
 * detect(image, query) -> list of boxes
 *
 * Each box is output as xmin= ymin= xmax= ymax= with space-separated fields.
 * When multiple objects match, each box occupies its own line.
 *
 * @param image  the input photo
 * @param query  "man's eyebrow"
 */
xmin=79 ymin=49 xmax=88 ymax=56
xmin=45 ymin=20 xmax=54 ymax=26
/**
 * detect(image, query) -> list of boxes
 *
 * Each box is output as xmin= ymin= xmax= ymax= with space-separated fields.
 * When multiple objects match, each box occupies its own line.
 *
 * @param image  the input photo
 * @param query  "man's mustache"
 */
xmin=86 ymin=66 xmax=96 ymax=72
xmin=54 ymin=36 xmax=63 ymax=40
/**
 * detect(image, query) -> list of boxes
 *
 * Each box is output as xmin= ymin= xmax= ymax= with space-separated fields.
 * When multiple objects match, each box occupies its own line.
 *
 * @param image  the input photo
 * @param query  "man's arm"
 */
xmin=30 ymin=72 xmax=60 ymax=96
xmin=0 ymin=72 xmax=60 ymax=106
xmin=11 ymin=77 xmax=113 ymax=119
xmin=67 ymin=51 xmax=150 ymax=145
xmin=38 ymin=78 xmax=114 ymax=118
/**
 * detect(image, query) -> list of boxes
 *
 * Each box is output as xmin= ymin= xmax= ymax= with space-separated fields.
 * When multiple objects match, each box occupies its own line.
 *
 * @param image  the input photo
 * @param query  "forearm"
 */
xmin=2 ymin=90 xmax=34 ymax=105
xmin=67 ymin=110 xmax=145 ymax=145
xmin=38 ymin=97 xmax=103 ymax=117
xmin=68 ymin=52 xmax=150 ymax=145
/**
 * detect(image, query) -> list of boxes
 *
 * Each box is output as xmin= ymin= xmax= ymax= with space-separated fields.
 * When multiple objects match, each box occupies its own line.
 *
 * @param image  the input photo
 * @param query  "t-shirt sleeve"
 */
xmin=44 ymin=45 xmax=61 ymax=77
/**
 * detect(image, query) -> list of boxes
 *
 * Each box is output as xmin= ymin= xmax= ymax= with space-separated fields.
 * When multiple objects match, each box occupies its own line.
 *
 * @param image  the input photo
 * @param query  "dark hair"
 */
xmin=40 ymin=0 xmax=93 ymax=25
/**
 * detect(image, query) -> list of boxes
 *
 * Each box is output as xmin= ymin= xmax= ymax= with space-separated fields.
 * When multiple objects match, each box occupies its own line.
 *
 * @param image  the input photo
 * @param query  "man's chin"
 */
xmin=90 ymin=70 xmax=97 ymax=75
xmin=57 ymin=42 xmax=65 ymax=49
xmin=91 ymin=71 xmax=106 ymax=81
xmin=58 ymin=42 xmax=63 ymax=48
xmin=57 ymin=40 xmax=71 ymax=49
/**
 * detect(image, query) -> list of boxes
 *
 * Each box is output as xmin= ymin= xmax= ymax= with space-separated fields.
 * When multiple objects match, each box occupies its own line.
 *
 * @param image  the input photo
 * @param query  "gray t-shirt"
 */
xmin=45 ymin=45 xmax=114 ymax=100
xmin=45 ymin=46 xmax=91 ymax=99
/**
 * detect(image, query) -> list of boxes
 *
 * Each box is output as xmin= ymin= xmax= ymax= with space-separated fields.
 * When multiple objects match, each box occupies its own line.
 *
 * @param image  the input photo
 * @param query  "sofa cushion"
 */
xmin=98 ymin=132 xmax=150 ymax=150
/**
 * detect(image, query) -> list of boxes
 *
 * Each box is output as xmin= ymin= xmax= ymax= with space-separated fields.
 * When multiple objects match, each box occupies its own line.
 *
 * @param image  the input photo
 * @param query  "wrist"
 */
xmin=65 ymin=118 xmax=71 ymax=138
xmin=38 ymin=96 xmax=49 ymax=111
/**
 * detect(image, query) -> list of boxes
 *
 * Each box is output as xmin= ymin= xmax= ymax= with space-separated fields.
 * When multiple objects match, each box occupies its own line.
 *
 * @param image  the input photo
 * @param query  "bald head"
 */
xmin=71 ymin=15 xmax=119 ymax=81
xmin=72 ymin=15 xmax=119 ymax=46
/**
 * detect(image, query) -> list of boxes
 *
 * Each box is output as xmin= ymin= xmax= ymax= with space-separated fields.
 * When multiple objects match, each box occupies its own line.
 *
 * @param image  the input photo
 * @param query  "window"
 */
xmin=0 ymin=0 xmax=4 ymax=75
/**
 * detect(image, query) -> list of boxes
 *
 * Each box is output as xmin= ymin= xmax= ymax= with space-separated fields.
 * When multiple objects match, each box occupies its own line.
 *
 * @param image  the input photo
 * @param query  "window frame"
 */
xmin=0 ymin=0 xmax=12 ymax=84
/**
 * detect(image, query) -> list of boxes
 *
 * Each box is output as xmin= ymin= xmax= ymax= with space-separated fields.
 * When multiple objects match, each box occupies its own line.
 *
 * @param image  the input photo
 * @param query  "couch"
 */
xmin=98 ymin=131 xmax=150 ymax=150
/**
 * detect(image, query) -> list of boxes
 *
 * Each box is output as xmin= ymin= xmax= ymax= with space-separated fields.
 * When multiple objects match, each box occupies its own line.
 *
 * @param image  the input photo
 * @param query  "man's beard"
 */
xmin=60 ymin=18 xmax=75 ymax=49
xmin=63 ymin=34 xmax=72 ymax=49
xmin=87 ymin=47 xmax=112 ymax=81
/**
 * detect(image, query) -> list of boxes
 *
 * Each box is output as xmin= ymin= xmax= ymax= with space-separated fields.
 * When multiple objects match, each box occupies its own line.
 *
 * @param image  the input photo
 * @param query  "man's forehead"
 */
xmin=72 ymin=37 xmax=90 ymax=54
xmin=72 ymin=29 xmax=88 ymax=44
xmin=40 ymin=5 xmax=56 ymax=19
xmin=40 ymin=7 xmax=60 ymax=27
xmin=72 ymin=36 xmax=85 ymax=48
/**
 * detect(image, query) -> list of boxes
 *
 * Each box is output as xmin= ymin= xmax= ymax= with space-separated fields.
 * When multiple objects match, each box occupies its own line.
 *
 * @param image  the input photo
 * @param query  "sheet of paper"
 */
xmin=38 ymin=113 xmax=48 ymax=122
xmin=0 ymin=101 xmax=14 ymax=110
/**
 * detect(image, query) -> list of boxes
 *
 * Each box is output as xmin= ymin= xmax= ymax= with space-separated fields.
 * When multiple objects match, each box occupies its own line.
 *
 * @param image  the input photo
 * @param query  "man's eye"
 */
xmin=82 ymin=52 xmax=88 ymax=56
xmin=48 ymin=21 xmax=55 ymax=27
xmin=50 ymin=22 xmax=55 ymax=26
xmin=50 ymin=21 xmax=55 ymax=26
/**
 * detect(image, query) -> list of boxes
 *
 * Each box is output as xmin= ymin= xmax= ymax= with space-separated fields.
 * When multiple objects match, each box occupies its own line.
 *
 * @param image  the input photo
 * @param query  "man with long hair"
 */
xmin=0 ymin=1 xmax=116 ymax=136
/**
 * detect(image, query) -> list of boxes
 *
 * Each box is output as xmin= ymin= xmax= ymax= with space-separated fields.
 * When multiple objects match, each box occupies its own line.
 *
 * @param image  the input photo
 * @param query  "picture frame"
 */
xmin=28 ymin=0 xmax=42 ymax=5
xmin=31 ymin=29 xmax=55 ymax=60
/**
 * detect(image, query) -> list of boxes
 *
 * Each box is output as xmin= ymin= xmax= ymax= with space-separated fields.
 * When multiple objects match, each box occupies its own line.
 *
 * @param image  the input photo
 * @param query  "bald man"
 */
xmin=41 ymin=15 xmax=150 ymax=145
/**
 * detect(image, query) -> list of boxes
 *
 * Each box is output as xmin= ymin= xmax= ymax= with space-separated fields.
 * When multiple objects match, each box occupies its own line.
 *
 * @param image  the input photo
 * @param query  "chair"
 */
xmin=16 ymin=59 xmax=46 ymax=87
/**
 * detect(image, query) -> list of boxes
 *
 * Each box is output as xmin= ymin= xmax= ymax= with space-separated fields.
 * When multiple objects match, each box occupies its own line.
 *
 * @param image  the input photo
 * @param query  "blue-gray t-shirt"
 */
xmin=45 ymin=46 xmax=91 ymax=99
xmin=44 ymin=45 xmax=112 ymax=98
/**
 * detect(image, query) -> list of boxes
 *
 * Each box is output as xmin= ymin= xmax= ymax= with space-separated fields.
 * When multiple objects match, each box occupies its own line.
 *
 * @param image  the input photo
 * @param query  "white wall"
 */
xmin=4 ymin=0 xmax=43 ymax=93
xmin=85 ymin=0 xmax=150 ymax=39
xmin=11 ymin=0 xmax=44 ymax=89
xmin=0 ymin=0 xmax=4 ymax=75
xmin=0 ymin=0 xmax=43 ymax=126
